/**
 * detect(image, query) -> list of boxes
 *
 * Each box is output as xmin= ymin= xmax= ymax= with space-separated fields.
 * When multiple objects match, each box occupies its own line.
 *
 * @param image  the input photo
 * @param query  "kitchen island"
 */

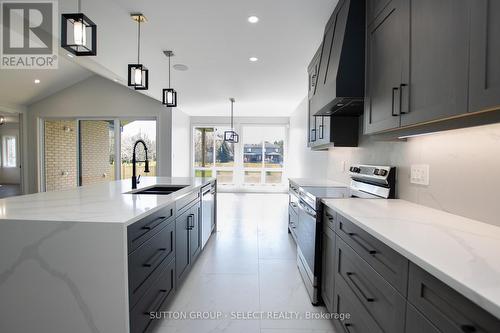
xmin=0 ymin=177 xmax=216 ymax=333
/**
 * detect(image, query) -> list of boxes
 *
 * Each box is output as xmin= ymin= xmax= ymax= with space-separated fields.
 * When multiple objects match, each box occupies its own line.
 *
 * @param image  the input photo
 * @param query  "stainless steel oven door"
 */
xmin=296 ymin=199 xmax=318 ymax=303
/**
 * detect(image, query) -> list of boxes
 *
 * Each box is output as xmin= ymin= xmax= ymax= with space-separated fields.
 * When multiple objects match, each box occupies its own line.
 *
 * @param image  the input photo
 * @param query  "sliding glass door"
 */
xmin=194 ymin=127 xmax=235 ymax=184
xmin=192 ymin=124 xmax=286 ymax=191
xmin=42 ymin=118 xmax=157 ymax=192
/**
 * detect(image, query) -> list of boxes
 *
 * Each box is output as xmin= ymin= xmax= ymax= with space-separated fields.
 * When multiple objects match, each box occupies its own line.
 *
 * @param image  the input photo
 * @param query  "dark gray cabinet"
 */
xmin=408 ymin=263 xmax=500 ymax=333
xmin=321 ymin=224 xmax=335 ymax=312
xmin=175 ymin=209 xmax=190 ymax=284
xmin=469 ymin=0 xmax=500 ymax=113
xmin=175 ymin=201 xmax=201 ymax=285
xmin=401 ymin=0 xmax=469 ymax=126
xmin=335 ymin=236 xmax=406 ymax=333
xmin=364 ymin=0 xmax=409 ymax=134
xmin=405 ymin=304 xmax=440 ymax=333
xmin=308 ymin=46 xmax=321 ymax=147
xmin=367 ymin=0 xmax=391 ymax=25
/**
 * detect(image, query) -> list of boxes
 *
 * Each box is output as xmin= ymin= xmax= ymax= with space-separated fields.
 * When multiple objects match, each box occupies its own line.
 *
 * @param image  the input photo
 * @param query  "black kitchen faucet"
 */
xmin=131 ymin=139 xmax=150 ymax=189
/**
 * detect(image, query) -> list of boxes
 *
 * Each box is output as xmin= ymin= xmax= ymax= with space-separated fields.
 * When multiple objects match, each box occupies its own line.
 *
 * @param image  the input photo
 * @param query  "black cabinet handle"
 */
xmin=325 ymin=213 xmax=334 ymax=221
xmin=344 ymin=323 xmax=353 ymax=333
xmin=399 ymin=83 xmax=409 ymax=114
xmin=461 ymin=325 xmax=477 ymax=333
xmin=142 ymin=216 xmax=167 ymax=231
xmin=143 ymin=249 xmax=167 ymax=267
xmin=143 ymin=289 xmax=167 ymax=315
xmin=187 ymin=214 xmax=195 ymax=230
xmin=391 ymin=87 xmax=399 ymax=117
xmin=346 ymin=272 xmax=375 ymax=302
xmin=347 ymin=232 xmax=377 ymax=255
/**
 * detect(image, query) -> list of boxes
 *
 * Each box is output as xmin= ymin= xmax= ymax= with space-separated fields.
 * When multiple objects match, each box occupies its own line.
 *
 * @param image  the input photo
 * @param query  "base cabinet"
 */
xmin=321 ymin=207 xmax=500 ymax=333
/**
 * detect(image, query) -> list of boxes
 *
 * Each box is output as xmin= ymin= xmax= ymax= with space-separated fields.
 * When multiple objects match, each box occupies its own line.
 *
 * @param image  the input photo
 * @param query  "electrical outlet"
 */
xmin=411 ymin=164 xmax=430 ymax=185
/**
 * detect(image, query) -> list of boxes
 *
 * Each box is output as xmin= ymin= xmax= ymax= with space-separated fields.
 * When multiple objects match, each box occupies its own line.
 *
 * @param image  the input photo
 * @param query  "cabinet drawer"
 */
xmin=129 ymin=222 xmax=175 ymax=308
xmin=323 ymin=207 xmax=336 ymax=231
xmin=128 ymin=203 xmax=175 ymax=253
xmin=130 ymin=258 xmax=175 ymax=333
xmin=336 ymin=236 xmax=406 ymax=333
xmin=333 ymin=275 xmax=384 ymax=333
xmin=176 ymin=190 xmax=200 ymax=216
xmin=405 ymin=303 xmax=440 ymax=333
xmin=408 ymin=263 xmax=500 ymax=333
xmin=335 ymin=214 xmax=408 ymax=294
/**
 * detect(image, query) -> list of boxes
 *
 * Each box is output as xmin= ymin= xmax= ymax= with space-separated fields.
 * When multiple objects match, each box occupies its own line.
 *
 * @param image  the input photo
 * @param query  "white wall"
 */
xmin=26 ymin=75 xmax=173 ymax=193
xmin=326 ymin=122 xmax=500 ymax=226
xmin=0 ymin=123 xmax=21 ymax=184
xmin=287 ymin=97 xmax=329 ymax=179
xmin=171 ymin=109 xmax=191 ymax=177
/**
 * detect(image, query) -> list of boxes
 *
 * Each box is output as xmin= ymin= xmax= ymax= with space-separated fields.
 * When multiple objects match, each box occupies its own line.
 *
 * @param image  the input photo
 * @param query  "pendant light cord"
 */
xmin=137 ymin=19 xmax=141 ymax=63
xmin=77 ymin=0 xmax=81 ymax=13
xmin=231 ymin=99 xmax=234 ymax=129
xmin=168 ymin=54 xmax=171 ymax=88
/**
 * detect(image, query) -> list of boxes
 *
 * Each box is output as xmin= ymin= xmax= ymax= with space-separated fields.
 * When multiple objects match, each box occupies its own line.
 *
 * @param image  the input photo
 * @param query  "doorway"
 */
xmin=0 ymin=113 xmax=22 ymax=198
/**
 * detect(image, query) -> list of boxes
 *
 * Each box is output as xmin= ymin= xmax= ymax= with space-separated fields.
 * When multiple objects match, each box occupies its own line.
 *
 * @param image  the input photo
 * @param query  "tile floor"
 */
xmin=153 ymin=193 xmax=336 ymax=333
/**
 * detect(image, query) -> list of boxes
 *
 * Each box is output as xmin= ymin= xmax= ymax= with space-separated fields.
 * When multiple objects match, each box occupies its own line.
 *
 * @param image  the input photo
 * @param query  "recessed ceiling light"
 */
xmin=249 ymin=57 xmax=259 ymax=62
xmin=248 ymin=16 xmax=259 ymax=23
xmin=173 ymin=64 xmax=189 ymax=71
xmin=34 ymin=79 xmax=40 ymax=84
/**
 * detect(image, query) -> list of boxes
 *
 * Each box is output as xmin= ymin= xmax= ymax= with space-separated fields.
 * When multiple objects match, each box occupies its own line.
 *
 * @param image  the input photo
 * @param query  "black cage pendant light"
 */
xmin=224 ymin=98 xmax=239 ymax=143
xmin=128 ymin=14 xmax=149 ymax=90
xmin=162 ymin=50 xmax=177 ymax=107
xmin=61 ymin=0 xmax=97 ymax=56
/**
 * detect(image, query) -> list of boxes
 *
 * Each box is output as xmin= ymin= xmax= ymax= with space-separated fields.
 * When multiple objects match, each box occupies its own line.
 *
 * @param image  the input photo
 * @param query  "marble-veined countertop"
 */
xmin=0 ymin=177 xmax=215 ymax=225
xmin=322 ymin=198 xmax=500 ymax=319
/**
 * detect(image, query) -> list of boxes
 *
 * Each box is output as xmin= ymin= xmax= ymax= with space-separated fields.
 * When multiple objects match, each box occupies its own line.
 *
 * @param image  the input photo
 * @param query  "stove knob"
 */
xmin=349 ymin=167 xmax=356 ymax=172
xmin=379 ymin=169 xmax=388 ymax=177
xmin=350 ymin=167 xmax=360 ymax=173
xmin=374 ymin=169 xmax=381 ymax=175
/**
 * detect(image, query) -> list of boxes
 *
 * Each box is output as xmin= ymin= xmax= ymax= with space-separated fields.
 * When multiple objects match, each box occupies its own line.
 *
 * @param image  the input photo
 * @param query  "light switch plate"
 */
xmin=411 ymin=164 xmax=430 ymax=185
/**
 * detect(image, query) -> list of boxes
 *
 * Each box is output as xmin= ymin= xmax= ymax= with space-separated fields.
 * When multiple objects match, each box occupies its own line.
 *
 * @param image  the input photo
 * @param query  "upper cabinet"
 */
xmin=469 ymin=0 xmax=500 ymax=113
xmin=364 ymin=0 xmax=409 ymax=134
xmin=365 ymin=0 xmax=500 ymax=135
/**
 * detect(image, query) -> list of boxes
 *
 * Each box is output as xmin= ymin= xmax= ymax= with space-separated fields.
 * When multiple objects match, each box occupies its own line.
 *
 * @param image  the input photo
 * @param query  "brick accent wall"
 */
xmin=80 ymin=121 xmax=113 ymax=185
xmin=44 ymin=120 xmax=77 ymax=191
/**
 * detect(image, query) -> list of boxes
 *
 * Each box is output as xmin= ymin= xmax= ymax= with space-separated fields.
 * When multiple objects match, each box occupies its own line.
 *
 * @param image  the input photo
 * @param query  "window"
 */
xmin=242 ymin=126 xmax=285 ymax=186
xmin=193 ymin=127 xmax=235 ymax=184
xmin=2 ymin=136 xmax=16 ymax=168
xmin=120 ymin=120 xmax=157 ymax=179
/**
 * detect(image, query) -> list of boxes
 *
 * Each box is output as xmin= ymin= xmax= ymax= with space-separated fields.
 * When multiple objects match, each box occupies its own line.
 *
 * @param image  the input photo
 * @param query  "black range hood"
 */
xmin=310 ymin=0 xmax=365 ymax=117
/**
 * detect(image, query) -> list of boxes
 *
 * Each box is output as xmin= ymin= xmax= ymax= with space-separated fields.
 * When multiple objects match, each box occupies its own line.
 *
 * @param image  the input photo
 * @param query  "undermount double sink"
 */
xmin=128 ymin=185 xmax=189 ymax=195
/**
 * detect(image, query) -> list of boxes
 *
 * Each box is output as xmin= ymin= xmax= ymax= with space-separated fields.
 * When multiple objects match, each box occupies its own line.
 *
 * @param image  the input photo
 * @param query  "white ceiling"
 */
xmin=0 ymin=56 xmax=93 ymax=110
xmin=0 ymin=0 xmax=337 ymax=117
xmin=69 ymin=0 xmax=337 ymax=116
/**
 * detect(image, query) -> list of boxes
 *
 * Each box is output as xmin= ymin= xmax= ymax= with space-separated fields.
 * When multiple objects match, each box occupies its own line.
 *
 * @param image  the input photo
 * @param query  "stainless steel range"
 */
xmin=289 ymin=165 xmax=396 ymax=304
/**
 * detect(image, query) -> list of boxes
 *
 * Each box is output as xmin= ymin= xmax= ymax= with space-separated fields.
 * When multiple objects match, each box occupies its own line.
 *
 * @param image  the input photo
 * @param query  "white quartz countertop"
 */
xmin=0 ymin=177 xmax=214 ymax=225
xmin=322 ymin=198 xmax=500 ymax=319
xmin=289 ymin=178 xmax=347 ymax=188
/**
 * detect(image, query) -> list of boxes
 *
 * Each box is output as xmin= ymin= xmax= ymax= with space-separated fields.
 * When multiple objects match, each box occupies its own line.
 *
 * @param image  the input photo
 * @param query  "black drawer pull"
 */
xmin=143 ymin=249 xmax=167 ymax=267
xmin=142 ymin=216 xmax=167 ymax=230
xmin=143 ymin=290 xmax=167 ymax=315
xmin=461 ymin=325 xmax=477 ymax=333
xmin=346 ymin=272 xmax=375 ymax=303
xmin=344 ymin=323 xmax=353 ymax=333
xmin=325 ymin=213 xmax=334 ymax=221
xmin=187 ymin=214 xmax=194 ymax=230
xmin=347 ymin=232 xmax=377 ymax=255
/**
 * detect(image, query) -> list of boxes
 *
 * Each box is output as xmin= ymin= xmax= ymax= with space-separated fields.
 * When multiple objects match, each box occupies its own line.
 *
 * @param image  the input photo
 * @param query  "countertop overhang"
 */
xmin=0 ymin=177 xmax=215 ymax=225
xmin=322 ymin=198 xmax=500 ymax=319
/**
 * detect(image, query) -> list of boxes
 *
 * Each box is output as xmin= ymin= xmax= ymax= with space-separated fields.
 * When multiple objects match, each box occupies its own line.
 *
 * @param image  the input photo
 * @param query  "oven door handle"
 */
xmin=298 ymin=201 xmax=316 ymax=218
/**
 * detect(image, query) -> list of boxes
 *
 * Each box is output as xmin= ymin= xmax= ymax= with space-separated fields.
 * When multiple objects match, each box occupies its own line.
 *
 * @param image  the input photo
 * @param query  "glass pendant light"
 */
xmin=162 ymin=50 xmax=178 ymax=107
xmin=128 ymin=14 xmax=149 ymax=90
xmin=61 ymin=0 xmax=97 ymax=56
xmin=224 ymin=98 xmax=239 ymax=143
